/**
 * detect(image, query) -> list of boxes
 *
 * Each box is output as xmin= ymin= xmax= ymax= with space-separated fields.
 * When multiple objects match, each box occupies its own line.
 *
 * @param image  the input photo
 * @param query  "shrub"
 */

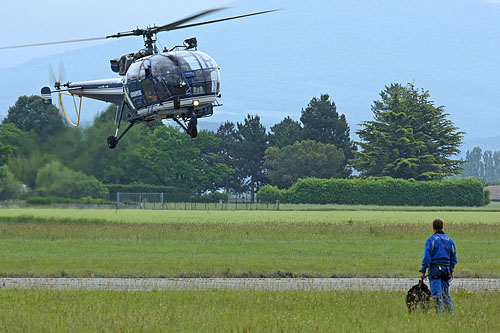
xmin=0 ymin=167 xmax=26 ymax=200
xmin=257 ymin=185 xmax=283 ymax=203
xmin=36 ymin=161 xmax=109 ymax=199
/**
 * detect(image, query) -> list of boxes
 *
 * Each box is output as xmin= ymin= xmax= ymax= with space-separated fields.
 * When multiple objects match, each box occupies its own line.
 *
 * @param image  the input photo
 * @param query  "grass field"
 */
xmin=0 ymin=289 xmax=498 ymax=331
xmin=0 ymin=208 xmax=499 ymax=278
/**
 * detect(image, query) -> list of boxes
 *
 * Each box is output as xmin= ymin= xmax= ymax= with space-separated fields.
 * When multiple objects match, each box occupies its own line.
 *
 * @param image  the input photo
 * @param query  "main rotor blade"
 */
xmin=167 ymin=9 xmax=281 ymax=31
xmin=0 ymin=36 xmax=108 ymax=50
xmin=153 ymin=7 xmax=229 ymax=33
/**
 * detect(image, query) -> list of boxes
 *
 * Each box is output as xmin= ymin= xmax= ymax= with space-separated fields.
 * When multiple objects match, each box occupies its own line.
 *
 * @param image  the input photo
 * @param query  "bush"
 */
xmin=257 ymin=185 xmax=283 ymax=203
xmin=26 ymin=196 xmax=114 ymax=205
xmin=36 ymin=161 xmax=109 ymax=199
xmin=258 ymin=177 xmax=489 ymax=207
xmin=0 ymin=167 xmax=27 ymax=200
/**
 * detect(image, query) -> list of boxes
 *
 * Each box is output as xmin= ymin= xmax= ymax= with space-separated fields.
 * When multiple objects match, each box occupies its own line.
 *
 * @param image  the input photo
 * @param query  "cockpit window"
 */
xmin=141 ymin=79 xmax=158 ymax=104
xmin=126 ymin=62 xmax=141 ymax=81
xmin=170 ymin=51 xmax=202 ymax=71
xmin=151 ymin=55 xmax=179 ymax=76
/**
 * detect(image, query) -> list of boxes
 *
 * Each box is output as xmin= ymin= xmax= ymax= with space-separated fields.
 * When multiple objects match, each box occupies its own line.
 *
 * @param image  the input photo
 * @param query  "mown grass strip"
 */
xmin=2 ymin=208 xmax=500 ymax=224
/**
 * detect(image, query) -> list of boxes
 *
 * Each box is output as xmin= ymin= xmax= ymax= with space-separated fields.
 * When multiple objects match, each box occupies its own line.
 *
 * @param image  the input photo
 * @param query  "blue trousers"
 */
xmin=429 ymin=265 xmax=453 ymax=313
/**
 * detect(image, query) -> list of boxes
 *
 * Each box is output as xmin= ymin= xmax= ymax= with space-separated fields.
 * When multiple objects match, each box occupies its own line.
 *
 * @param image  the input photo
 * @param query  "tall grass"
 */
xmin=0 ymin=219 xmax=498 ymax=278
xmin=0 ymin=289 xmax=498 ymax=331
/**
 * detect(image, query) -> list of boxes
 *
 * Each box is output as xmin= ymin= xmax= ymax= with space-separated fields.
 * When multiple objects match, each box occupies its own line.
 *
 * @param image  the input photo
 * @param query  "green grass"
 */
xmin=2 ymin=207 xmax=500 ymax=223
xmin=0 ymin=218 xmax=498 ymax=278
xmin=0 ymin=289 xmax=498 ymax=331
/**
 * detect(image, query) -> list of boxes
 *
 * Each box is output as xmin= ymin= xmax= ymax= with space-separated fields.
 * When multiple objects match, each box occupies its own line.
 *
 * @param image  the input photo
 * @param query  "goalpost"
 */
xmin=116 ymin=192 xmax=164 ymax=210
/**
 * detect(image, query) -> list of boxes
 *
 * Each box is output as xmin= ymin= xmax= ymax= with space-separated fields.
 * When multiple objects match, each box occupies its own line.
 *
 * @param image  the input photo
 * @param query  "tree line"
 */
xmin=0 ymin=83 xmax=467 ymax=201
xmin=460 ymin=147 xmax=500 ymax=184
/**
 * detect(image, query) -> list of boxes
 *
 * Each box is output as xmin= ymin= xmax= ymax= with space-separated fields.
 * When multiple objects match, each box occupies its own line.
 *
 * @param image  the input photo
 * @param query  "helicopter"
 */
xmin=1 ymin=7 xmax=278 ymax=149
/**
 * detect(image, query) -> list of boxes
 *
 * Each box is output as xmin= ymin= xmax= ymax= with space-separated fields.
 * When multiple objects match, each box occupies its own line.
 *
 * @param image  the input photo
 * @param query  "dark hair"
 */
xmin=433 ymin=219 xmax=443 ymax=231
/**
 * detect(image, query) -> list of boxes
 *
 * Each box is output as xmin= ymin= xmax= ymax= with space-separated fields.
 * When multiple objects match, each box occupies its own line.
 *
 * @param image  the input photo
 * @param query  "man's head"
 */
xmin=433 ymin=219 xmax=444 ymax=232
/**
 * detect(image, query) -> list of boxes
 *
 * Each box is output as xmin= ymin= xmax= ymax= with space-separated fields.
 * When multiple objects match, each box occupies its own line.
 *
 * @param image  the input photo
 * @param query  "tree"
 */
xmin=234 ymin=115 xmax=268 ymax=202
xmin=264 ymin=140 xmax=346 ymax=189
xmin=0 ymin=123 xmax=37 ymax=156
xmin=462 ymin=147 xmax=484 ymax=179
xmin=461 ymin=147 xmax=500 ymax=182
xmin=300 ymin=94 xmax=355 ymax=176
xmin=216 ymin=121 xmax=243 ymax=194
xmin=269 ymin=116 xmax=302 ymax=148
xmin=352 ymin=83 xmax=464 ymax=180
xmin=123 ymin=126 xmax=233 ymax=195
xmin=0 ymin=143 xmax=11 ymax=180
xmin=3 ymin=95 xmax=65 ymax=141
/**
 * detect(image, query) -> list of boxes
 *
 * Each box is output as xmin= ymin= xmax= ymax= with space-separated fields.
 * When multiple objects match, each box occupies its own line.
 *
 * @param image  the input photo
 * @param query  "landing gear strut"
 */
xmin=107 ymin=100 xmax=136 ymax=149
xmin=187 ymin=116 xmax=198 ymax=138
xmin=173 ymin=112 xmax=198 ymax=138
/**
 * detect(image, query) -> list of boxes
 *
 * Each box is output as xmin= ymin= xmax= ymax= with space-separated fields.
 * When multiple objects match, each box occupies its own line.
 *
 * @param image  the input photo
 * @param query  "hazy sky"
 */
xmin=2 ymin=0 xmax=500 ymax=150
xmin=0 ymin=0 xmax=233 ymax=66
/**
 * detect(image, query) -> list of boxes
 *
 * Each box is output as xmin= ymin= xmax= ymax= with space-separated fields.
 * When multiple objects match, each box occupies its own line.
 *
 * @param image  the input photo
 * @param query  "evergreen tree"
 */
xmin=352 ymin=83 xmax=464 ymax=180
xmin=269 ymin=116 xmax=302 ymax=148
xmin=300 ymin=94 xmax=355 ymax=176
xmin=234 ymin=115 xmax=269 ymax=202
xmin=216 ymin=121 xmax=243 ymax=194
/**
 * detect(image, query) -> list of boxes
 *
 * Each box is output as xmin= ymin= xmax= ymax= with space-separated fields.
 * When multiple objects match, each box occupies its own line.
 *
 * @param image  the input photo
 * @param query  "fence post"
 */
xmin=276 ymin=200 xmax=280 ymax=211
xmin=161 ymin=193 xmax=164 ymax=210
xmin=117 ymin=192 xmax=120 ymax=210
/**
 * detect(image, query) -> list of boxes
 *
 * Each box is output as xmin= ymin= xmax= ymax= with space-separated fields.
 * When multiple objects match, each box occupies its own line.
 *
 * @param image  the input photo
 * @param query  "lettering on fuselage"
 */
xmin=130 ymin=90 xmax=142 ymax=98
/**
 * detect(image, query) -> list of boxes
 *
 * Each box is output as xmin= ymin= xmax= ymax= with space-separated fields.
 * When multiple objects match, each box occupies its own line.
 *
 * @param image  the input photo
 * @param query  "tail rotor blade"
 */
xmin=49 ymin=64 xmax=56 ymax=85
xmin=59 ymin=61 xmax=67 ymax=83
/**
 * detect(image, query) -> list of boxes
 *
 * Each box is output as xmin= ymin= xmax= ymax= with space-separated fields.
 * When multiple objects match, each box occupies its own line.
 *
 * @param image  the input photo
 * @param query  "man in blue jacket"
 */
xmin=420 ymin=219 xmax=457 ymax=313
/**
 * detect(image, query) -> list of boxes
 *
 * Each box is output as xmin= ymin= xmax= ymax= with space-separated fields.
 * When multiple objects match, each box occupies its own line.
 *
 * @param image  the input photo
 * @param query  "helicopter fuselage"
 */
xmin=65 ymin=50 xmax=220 ymax=122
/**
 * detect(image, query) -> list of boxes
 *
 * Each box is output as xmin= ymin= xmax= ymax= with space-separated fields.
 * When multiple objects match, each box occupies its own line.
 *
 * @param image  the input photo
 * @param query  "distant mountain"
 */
xmin=1 ymin=0 xmax=500 ymax=153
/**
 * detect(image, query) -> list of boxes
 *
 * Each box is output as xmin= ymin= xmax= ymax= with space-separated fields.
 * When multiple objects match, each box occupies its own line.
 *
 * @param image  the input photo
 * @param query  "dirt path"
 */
xmin=1 ymin=278 xmax=499 ymax=291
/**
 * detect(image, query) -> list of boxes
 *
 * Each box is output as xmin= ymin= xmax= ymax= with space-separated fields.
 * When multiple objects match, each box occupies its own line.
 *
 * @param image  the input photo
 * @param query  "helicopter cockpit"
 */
xmin=123 ymin=50 xmax=220 ymax=112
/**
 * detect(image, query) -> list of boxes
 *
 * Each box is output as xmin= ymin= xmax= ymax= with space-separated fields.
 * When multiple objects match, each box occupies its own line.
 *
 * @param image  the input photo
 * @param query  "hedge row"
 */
xmin=27 ymin=196 xmax=114 ymax=206
xmin=258 ymin=178 xmax=490 ymax=207
xmin=105 ymin=184 xmax=228 ymax=203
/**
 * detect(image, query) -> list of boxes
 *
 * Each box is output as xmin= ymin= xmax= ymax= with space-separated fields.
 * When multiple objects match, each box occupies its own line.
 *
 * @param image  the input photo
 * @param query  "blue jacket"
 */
xmin=420 ymin=231 xmax=457 ymax=274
